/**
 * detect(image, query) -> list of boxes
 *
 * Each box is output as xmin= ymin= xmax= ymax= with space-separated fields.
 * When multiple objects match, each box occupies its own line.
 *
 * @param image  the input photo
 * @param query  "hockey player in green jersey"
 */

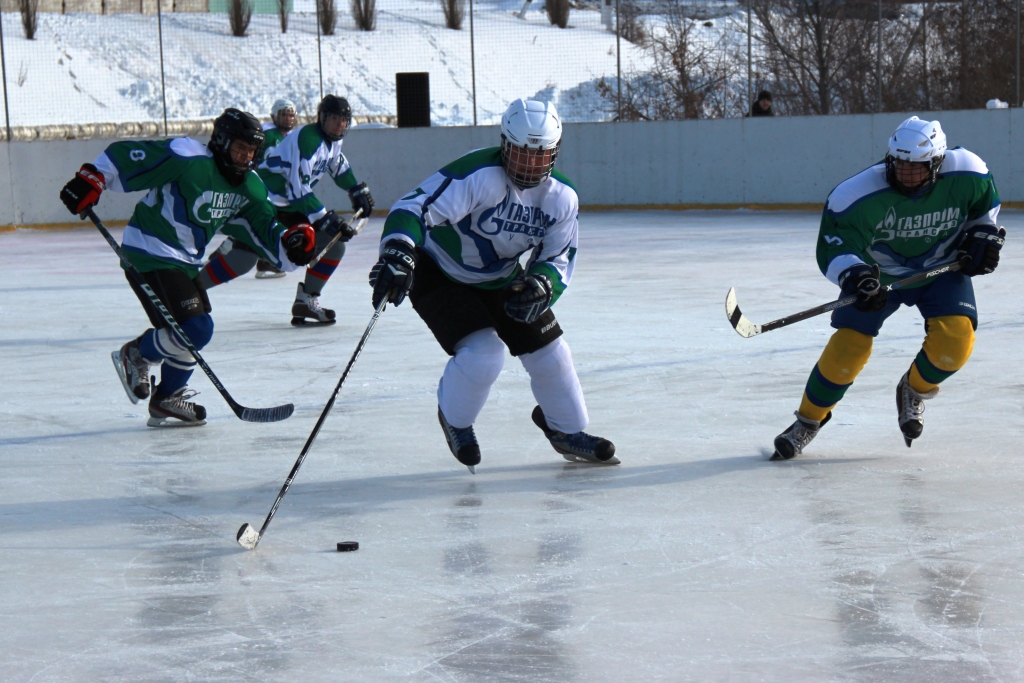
xmin=199 ymin=95 xmax=376 ymax=326
xmin=59 ymin=108 xmax=317 ymax=427
xmin=773 ymin=116 xmax=1005 ymax=459
xmin=369 ymin=99 xmax=616 ymax=472
xmin=252 ymin=98 xmax=299 ymax=279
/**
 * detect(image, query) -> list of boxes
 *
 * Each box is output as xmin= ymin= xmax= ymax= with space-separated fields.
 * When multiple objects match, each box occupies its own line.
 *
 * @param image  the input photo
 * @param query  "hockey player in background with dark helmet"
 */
xmin=251 ymin=97 xmax=300 ymax=279
xmin=369 ymin=98 xmax=616 ymax=472
xmin=199 ymin=94 xmax=375 ymax=325
xmin=772 ymin=116 xmax=1004 ymax=459
xmin=59 ymin=108 xmax=317 ymax=427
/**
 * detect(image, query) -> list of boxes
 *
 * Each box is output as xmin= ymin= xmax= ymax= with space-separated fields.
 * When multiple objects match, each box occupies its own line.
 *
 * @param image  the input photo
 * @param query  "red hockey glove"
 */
xmin=283 ymin=224 xmax=316 ymax=266
xmin=60 ymin=164 xmax=106 ymax=215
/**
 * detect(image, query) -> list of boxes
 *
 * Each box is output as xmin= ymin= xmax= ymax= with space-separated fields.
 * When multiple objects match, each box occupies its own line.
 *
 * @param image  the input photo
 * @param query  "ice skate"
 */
xmin=896 ymin=371 xmax=938 ymax=448
xmin=438 ymin=407 xmax=481 ymax=473
xmin=111 ymin=335 xmax=152 ymax=404
xmin=531 ymin=405 xmax=618 ymax=465
xmin=255 ymin=259 xmax=286 ymax=279
xmin=772 ymin=411 xmax=831 ymax=460
xmin=291 ymin=283 xmax=336 ymax=326
xmin=148 ymin=387 xmax=207 ymax=428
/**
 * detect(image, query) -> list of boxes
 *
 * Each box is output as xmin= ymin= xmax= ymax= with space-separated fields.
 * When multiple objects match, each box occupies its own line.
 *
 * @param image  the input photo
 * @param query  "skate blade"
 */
xmin=290 ymin=316 xmax=337 ymax=326
xmin=111 ymin=351 xmax=142 ymax=405
xmin=904 ymin=436 xmax=913 ymax=448
xmin=560 ymin=452 xmax=620 ymax=465
xmin=147 ymin=416 xmax=207 ymax=428
xmin=255 ymin=271 xmax=287 ymax=279
xmin=467 ymin=465 xmax=476 ymax=474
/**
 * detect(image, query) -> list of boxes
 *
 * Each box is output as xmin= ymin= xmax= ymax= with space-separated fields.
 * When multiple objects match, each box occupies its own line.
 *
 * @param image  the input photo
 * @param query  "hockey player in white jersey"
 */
xmin=369 ymin=99 xmax=617 ymax=472
xmin=254 ymin=98 xmax=299 ymax=279
xmin=200 ymin=95 xmax=375 ymax=325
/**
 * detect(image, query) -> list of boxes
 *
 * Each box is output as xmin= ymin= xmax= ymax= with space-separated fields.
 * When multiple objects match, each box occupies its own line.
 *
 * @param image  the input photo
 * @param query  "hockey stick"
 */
xmin=726 ymin=256 xmax=971 ymax=338
xmin=307 ymin=208 xmax=366 ymax=270
xmin=84 ymin=209 xmax=294 ymax=423
xmin=237 ymin=297 xmax=388 ymax=550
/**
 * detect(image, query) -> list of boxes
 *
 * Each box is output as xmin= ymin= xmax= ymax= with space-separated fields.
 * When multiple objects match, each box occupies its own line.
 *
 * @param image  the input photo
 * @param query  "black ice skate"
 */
xmin=291 ymin=283 xmax=336 ymax=326
xmin=255 ymin=259 xmax=286 ymax=279
xmin=111 ymin=334 xmax=152 ymax=404
xmin=531 ymin=405 xmax=618 ymax=465
xmin=438 ymin=407 xmax=481 ymax=473
xmin=896 ymin=371 xmax=938 ymax=448
xmin=148 ymin=387 xmax=207 ymax=428
xmin=772 ymin=411 xmax=832 ymax=460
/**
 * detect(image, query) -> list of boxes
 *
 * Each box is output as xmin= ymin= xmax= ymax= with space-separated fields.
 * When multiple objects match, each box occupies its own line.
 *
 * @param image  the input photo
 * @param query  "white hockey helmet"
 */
xmin=500 ymin=99 xmax=562 ymax=188
xmin=885 ymin=116 xmax=946 ymax=194
xmin=271 ymin=98 xmax=297 ymax=130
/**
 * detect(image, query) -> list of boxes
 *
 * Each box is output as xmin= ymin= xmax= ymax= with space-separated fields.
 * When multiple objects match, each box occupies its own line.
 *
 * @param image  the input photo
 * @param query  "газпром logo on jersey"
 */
xmin=192 ymin=191 xmax=250 ymax=223
xmin=477 ymin=189 xmax=556 ymax=237
xmin=875 ymin=206 xmax=961 ymax=241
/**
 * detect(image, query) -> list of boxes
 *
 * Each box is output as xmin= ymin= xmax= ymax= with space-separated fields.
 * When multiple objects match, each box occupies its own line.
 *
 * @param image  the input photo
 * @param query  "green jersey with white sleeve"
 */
xmin=92 ymin=137 xmax=291 ymax=276
xmin=380 ymin=147 xmax=578 ymax=304
xmin=256 ymin=123 xmax=359 ymax=224
xmin=817 ymin=147 xmax=1000 ymax=287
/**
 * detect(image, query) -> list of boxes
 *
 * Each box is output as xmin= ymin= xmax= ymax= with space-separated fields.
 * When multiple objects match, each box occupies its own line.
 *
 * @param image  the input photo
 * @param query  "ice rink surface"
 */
xmin=2 ymin=210 xmax=1024 ymax=682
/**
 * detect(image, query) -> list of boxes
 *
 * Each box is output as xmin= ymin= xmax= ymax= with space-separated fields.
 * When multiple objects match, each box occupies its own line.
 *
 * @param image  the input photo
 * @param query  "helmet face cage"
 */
xmin=210 ymin=109 xmax=265 ymax=184
xmin=318 ymin=95 xmax=352 ymax=142
xmin=885 ymin=154 xmax=943 ymax=196
xmin=501 ymin=135 xmax=560 ymax=189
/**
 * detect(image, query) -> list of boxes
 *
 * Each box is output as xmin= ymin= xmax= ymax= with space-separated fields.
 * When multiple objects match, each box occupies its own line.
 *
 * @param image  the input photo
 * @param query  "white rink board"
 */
xmin=2 ymin=210 xmax=1024 ymax=681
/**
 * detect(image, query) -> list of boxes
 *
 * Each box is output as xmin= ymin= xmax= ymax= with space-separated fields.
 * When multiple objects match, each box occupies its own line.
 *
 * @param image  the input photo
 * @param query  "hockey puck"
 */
xmin=336 ymin=541 xmax=359 ymax=552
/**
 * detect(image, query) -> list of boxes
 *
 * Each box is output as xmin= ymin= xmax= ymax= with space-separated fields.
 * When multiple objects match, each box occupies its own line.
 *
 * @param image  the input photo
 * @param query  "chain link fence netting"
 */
xmin=0 ymin=0 xmax=1021 ymax=140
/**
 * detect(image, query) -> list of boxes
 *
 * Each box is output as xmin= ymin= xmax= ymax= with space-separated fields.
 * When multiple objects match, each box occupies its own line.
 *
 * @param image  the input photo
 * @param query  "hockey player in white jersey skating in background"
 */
xmin=200 ymin=95 xmax=375 ymax=325
xmin=369 ymin=99 xmax=616 ymax=472
xmin=252 ymin=98 xmax=299 ymax=279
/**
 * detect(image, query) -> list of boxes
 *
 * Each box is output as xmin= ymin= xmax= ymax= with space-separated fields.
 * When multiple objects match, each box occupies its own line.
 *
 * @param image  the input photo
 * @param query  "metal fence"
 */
xmin=0 ymin=0 xmax=631 ymax=140
xmin=0 ymin=0 xmax=1022 ymax=141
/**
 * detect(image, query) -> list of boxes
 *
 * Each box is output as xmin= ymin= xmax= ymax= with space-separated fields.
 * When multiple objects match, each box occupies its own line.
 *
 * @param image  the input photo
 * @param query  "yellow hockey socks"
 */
xmin=798 ymin=328 xmax=873 ymax=422
xmin=908 ymin=315 xmax=975 ymax=394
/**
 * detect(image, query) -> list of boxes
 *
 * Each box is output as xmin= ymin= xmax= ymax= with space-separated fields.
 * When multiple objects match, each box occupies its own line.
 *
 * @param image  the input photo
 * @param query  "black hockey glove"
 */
xmin=370 ymin=240 xmax=417 ymax=308
xmin=839 ymin=263 xmax=888 ymax=313
xmin=958 ymin=225 xmax=1005 ymax=276
xmin=60 ymin=163 xmax=105 ymax=215
xmin=503 ymin=273 xmax=553 ymax=324
xmin=283 ymin=224 xmax=316 ymax=266
xmin=348 ymin=182 xmax=375 ymax=219
xmin=314 ymin=210 xmax=358 ymax=242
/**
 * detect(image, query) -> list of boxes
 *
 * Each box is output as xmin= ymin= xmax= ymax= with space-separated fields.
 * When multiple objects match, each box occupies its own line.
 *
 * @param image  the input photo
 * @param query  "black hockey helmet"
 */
xmin=317 ymin=95 xmax=352 ymax=142
xmin=209 ymin=108 xmax=265 ymax=185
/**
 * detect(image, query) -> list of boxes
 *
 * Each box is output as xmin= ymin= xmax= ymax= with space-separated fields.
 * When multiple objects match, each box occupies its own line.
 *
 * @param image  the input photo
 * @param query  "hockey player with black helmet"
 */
xmin=369 ymin=98 xmax=616 ymax=472
xmin=58 ymin=108 xmax=317 ymax=427
xmin=199 ymin=94 xmax=376 ymax=325
xmin=771 ymin=116 xmax=1004 ymax=459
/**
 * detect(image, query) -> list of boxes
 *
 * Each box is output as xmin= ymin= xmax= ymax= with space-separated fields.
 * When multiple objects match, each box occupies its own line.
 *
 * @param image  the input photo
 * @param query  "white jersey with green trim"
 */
xmin=380 ymin=147 xmax=579 ymax=302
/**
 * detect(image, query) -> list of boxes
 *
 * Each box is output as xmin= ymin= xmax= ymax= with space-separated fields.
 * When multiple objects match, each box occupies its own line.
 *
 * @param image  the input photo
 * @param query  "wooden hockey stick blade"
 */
xmin=725 ymin=288 xmax=762 ymax=338
xmin=236 ymin=523 xmax=260 ymax=550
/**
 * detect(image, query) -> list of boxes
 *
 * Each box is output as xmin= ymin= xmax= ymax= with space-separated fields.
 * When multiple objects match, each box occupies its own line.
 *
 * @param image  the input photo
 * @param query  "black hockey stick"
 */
xmin=726 ymin=256 xmax=971 ymax=338
xmin=85 ymin=209 xmax=294 ymax=423
xmin=237 ymin=297 xmax=388 ymax=550
xmin=307 ymin=208 xmax=365 ymax=270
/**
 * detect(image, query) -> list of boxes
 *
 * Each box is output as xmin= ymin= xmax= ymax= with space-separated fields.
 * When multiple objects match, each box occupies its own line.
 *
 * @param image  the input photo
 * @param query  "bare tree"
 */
xmin=229 ymin=0 xmax=253 ymax=37
xmin=545 ymin=0 xmax=570 ymax=29
xmin=319 ymin=0 xmax=338 ymax=35
xmin=277 ymin=0 xmax=289 ymax=33
xmin=440 ymin=0 xmax=465 ymax=30
xmin=616 ymin=0 xmax=647 ymax=46
xmin=19 ymin=0 xmax=39 ymax=40
xmin=350 ymin=0 xmax=376 ymax=31
xmin=615 ymin=1 xmax=739 ymax=120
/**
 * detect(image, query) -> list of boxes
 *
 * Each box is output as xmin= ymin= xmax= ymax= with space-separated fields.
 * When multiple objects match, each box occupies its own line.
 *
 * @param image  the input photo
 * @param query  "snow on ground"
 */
xmin=3 ymin=211 xmax=1024 ymax=681
xmin=0 ymin=0 xmax=652 ymax=127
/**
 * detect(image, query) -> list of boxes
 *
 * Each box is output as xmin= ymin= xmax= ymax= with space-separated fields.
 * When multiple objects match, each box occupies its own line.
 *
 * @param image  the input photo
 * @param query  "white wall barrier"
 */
xmin=2 ymin=108 xmax=1022 ymax=228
